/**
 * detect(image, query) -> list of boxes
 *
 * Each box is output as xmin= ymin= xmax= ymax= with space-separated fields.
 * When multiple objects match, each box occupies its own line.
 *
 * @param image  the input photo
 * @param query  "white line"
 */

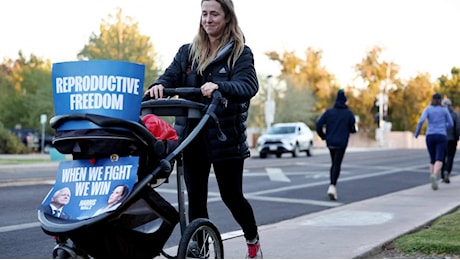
xmin=266 ymin=168 xmax=290 ymax=182
xmin=246 ymin=195 xmax=342 ymax=207
xmin=0 ymin=222 xmax=41 ymax=233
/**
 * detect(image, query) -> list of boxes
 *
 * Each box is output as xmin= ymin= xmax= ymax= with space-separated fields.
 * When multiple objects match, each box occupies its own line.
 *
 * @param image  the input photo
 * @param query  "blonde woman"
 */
xmin=144 ymin=0 xmax=261 ymax=258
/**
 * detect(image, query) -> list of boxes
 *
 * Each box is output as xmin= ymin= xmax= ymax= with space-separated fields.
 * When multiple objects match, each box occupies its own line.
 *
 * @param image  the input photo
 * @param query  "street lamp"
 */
xmin=264 ymin=75 xmax=275 ymax=130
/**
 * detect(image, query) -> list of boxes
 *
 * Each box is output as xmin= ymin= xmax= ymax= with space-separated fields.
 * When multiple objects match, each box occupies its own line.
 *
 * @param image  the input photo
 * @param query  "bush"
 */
xmin=0 ymin=124 xmax=30 ymax=154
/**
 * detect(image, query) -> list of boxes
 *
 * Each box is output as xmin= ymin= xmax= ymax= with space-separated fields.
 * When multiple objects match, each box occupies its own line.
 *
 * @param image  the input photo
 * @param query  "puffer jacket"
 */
xmin=316 ymin=98 xmax=356 ymax=149
xmin=149 ymin=42 xmax=259 ymax=162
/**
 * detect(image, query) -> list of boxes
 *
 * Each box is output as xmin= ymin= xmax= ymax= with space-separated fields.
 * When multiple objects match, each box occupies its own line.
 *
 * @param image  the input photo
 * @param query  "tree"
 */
xmin=274 ymin=77 xmax=316 ymax=126
xmin=390 ymin=73 xmax=433 ymax=132
xmin=0 ymin=53 xmax=53 ymax=132
xmin=437 ymin=67 xmax=460 ymax=107
xmin=77 ymin=7 xmax=159 ymax=90
xmin=265 ymin=47 xmax=337 ymax=127
xmin=352 ymin=46 xmax=401 ymax=136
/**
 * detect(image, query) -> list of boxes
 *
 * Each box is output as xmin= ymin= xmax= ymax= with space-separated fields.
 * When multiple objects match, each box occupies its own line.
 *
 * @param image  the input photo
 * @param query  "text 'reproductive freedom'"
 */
xmin=55 ymin=75 xmax=141 ymax=111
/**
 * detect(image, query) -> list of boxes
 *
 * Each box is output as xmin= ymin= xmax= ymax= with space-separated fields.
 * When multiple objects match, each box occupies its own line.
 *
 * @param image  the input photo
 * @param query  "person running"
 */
xmin=316 ymin=89 xmax=357 ymax=200
xmin=144 ymin=0 xmax=261 ymax=258
xmin=415 ymin=93 xmax=453 ymax=190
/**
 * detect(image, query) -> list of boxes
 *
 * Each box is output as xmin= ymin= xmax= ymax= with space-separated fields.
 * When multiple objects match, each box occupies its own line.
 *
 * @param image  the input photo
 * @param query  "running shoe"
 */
xmin=430 ymin=174 xmax=438 ymax=190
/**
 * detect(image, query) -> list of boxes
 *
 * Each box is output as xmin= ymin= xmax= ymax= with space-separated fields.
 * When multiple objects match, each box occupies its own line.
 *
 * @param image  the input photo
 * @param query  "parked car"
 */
xmin=39 ymin=135 xmax=54 ymax=153
xmin=257 ymin=122 xmax=314 ymax=158
xmin=9 ymin=128 xmax=40 ymax=151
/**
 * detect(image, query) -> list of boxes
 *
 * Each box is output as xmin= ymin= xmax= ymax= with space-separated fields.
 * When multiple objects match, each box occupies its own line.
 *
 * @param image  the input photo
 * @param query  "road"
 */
xmin=0 ymin=148 xmax=438 ymax=258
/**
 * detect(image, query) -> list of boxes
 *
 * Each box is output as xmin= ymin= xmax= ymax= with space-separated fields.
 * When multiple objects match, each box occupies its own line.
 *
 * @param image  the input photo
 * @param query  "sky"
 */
xmin=1 ymin=0 xmax=460 ymax=86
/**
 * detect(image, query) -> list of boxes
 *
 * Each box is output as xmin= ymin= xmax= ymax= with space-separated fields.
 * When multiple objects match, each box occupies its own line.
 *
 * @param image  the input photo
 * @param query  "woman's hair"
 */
xmin=114 ymin=184 xmax=130 ymax=204
xmin=190 ymin=0 xmax=245 ymax=75
xmin=431 ymin=93 xmax=442 ymax=106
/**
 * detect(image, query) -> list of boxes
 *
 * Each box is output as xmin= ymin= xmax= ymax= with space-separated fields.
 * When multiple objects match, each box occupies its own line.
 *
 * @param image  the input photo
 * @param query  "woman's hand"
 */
xmin=200 ymin=82 xmax=219 ymax=98
xmin=144 ymin=84 xmax=164 ymax=99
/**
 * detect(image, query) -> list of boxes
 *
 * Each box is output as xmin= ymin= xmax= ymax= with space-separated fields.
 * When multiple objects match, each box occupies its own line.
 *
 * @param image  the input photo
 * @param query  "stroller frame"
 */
xmin=38 ymin=88 xmax=226 ymax=258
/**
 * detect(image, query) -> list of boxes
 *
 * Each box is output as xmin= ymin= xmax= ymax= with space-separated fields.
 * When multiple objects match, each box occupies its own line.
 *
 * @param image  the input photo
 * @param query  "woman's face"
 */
xmin=107 ymin=186 xmax=124 ymax=204
xmin=201 ymin=0 xmax=228 ymax=38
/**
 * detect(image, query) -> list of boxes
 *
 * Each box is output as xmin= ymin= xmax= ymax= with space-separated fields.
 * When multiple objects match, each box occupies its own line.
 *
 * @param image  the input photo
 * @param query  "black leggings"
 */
xmin=442 ymin=140 xmax=458 ymax=176
xmin=183 ymin=136 xmax=258 ymax=241
xmin=329 ymin=147 xmax=346 ymax=186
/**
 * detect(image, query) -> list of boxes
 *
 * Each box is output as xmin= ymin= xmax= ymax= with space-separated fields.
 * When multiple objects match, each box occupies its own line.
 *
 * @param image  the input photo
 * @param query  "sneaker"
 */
xmin=246 ymin=239 xmax=262 ymax=259
xmin=327 ymin=185 xmax=337 ymax=200
xmin=430 ymin=174 xmax=438 ymax=190
xmin=443 ymin=172 xmax=451 ymax=184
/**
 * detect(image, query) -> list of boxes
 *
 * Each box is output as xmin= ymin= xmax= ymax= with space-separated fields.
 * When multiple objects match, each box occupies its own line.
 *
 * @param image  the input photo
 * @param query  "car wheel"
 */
xmin=292 ymin=144 xmax=300 ymax=157
xmin=259 ymin=152 xmax=267 ymax=159
xmin=306 ymin=143 xmax=313 ymax=157
xmin=276 ymin=153 xmax=282 ymax=158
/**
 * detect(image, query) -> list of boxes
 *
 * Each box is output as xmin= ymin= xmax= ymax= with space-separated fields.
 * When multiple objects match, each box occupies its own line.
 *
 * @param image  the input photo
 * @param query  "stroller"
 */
xmin=38 ymin=88 xmax=226 ymax=258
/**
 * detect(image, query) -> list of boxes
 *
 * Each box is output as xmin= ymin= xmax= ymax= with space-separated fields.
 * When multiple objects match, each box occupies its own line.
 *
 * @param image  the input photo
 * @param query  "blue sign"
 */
xmin=40 ymin=156 xmax=139 ymax=220
xmin=52 ymin=60 xmax=145 ymax=130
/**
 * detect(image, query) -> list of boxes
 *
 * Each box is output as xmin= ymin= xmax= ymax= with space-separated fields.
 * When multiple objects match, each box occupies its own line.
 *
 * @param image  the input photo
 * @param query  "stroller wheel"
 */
xmin=177 ymin=218 xmax=224 ymax=259
xmin=52 ymin=246 xmax=75 ymax=259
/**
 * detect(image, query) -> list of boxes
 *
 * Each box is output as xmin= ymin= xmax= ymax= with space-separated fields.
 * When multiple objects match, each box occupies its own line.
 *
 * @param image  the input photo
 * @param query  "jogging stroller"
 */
xmin=38 ymin=88 xmax=226 ymax=258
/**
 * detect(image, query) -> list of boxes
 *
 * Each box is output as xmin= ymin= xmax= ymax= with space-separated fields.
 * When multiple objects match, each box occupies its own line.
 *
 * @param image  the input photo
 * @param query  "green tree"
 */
xmin=265 ymin=47 xmax=337 ymax=127
xmin=274 ymin=76 xmax=316 ymax=127
xmin=77 ymin=7 xmax=159 ymax=89
xmin=0 ymin=53 xmax=53 ymax=132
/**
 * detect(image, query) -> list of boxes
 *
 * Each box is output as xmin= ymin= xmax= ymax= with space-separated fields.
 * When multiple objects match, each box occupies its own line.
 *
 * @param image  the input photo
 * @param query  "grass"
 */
xmin=394 ymin=206 xmax=460 ymax=256
xmin=0 ymin=158 xmax=51 ymax=165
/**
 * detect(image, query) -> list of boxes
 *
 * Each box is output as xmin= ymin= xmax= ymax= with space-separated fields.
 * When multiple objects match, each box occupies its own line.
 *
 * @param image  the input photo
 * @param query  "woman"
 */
xmin=415 ymin=93 xmax=453 ymax=190
xmin=144 ymin=0 xmax=261 ymax=258
xmin=93 ymin=184 xmax=129 ymax=216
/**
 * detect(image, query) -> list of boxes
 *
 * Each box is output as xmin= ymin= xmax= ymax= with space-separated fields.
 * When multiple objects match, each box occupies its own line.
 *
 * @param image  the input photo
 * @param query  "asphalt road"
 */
xmin=0 ymin=148 xmax=439 ymax=258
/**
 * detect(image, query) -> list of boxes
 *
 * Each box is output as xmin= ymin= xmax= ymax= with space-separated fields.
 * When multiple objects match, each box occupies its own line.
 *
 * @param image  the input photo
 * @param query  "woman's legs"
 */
xmin=426 ymin=134 xmax=447 ymax=190
xmin=213 ymin=158 xmax=258 ymax=241
xmin=183 ymin=135 xmax=211 ymax=221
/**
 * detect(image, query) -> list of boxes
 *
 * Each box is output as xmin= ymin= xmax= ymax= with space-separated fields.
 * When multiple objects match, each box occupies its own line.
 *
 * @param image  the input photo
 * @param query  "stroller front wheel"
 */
xmin=177 ymin=218 xmax=224 ymax=259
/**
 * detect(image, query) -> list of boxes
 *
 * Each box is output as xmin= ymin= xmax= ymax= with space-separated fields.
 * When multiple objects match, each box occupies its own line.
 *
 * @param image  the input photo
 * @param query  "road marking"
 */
xmin=0 ymin=222 xmax=41 ymax=233
xmin=246 ymin=195 xmax=342 ymax=207
xmin=266 ymin=168 xmax=290 ymax=182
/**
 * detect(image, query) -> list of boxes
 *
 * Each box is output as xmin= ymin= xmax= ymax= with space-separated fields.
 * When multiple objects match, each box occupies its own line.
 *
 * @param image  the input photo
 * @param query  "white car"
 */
xmin=257 ymin=122 xmax=314 ymax=158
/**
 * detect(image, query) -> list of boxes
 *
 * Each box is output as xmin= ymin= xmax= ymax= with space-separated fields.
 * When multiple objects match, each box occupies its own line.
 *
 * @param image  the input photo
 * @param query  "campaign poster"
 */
xmin=52 ymin=60 xmax=145 ymax=130
xmin=40 ymin=156 xmax=139 ymax=220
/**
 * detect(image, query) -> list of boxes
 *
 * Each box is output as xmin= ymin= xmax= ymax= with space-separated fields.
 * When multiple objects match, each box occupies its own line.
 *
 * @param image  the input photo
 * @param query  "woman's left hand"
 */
xmin=201 ymin=82 xmax=219 ymax=98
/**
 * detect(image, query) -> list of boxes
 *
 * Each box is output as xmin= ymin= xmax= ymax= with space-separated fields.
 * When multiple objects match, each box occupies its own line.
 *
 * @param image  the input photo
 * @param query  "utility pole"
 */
xmin=264 ymin=75 xmax=275 ymax=131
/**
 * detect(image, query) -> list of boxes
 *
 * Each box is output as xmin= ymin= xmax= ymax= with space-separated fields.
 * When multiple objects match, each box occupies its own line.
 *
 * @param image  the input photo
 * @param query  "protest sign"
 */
xmin=40 ymin=156 xmax=139 ymax=220
xmin=52 ymin=60 xmax=145 ymax=130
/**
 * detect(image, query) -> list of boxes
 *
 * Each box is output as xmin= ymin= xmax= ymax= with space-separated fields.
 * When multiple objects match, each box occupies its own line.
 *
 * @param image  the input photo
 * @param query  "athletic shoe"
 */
xmin=443 ymin=172 xmax=451 ymax=184
xmin=246 ymin=238 xmax=262 ymax=258
xmin=327 ymin=185 xmax=337 ymax=200
xmin=430 ymin=174 xmax=438 ymax=190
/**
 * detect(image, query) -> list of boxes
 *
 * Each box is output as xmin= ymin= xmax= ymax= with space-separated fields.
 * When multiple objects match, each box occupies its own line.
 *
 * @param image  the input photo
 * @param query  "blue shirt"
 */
xmin=415 ymin=105 xmax=453 ymax=137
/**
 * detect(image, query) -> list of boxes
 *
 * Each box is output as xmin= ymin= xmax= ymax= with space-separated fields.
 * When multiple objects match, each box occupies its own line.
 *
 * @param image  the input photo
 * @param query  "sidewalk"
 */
xmin=222 ymin=175 xmax=460 ymax=259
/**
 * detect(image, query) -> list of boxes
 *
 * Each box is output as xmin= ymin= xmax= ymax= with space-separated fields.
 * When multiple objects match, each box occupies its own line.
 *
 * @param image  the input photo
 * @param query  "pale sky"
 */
xmin=1 ymin=0 xmax=459 ymax=86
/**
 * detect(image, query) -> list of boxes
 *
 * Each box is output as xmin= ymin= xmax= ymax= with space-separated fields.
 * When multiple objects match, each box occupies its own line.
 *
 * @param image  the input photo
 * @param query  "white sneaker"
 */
xmin=430 ymin=174 xmax=438 ymax=190
xmin=327 ymin=185 xmax=337 ymax=200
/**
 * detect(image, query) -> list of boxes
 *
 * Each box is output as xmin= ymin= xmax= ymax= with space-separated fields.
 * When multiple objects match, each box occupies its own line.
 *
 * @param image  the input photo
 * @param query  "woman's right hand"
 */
xmin=144 ymin=84 xmax=164 ymax=99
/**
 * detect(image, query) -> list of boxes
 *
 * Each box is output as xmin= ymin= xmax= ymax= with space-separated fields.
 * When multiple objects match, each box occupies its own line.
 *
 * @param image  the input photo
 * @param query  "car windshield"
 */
xmin=267 ymin=126 xmax=295 ymax=135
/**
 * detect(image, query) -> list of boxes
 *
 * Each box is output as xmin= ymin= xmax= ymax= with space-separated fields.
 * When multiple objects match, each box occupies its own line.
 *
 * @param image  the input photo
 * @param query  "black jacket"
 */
xmin=316 ymin=99 xmax=356 ymax=149
xmin=150 ymin=42 xmax=259 ymax=162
